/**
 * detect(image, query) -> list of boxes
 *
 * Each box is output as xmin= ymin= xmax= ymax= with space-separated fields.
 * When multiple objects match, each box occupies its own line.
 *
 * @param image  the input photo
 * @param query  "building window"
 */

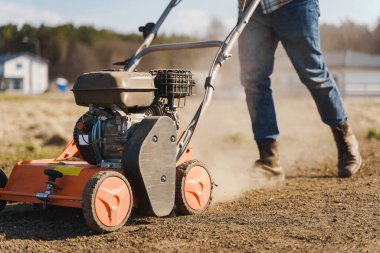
xmin=4 ymin=78 xmax=23 ymax=90
xmin=0 ymin=78 xmax=5 ymax=91
xmin=16 ymin=63 xmax=23 ymax=69
xmin=13 ymin=79 xmax=22 ymax=89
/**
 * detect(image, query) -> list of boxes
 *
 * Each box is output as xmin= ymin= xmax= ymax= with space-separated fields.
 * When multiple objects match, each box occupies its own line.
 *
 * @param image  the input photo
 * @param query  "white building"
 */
xmin=272 ymin=49 xmax=380 ymax=97
xmin=0 ymin=52 xmax=48 ymax=94
xmin=324 ymin=50 xmax=380 ymax=97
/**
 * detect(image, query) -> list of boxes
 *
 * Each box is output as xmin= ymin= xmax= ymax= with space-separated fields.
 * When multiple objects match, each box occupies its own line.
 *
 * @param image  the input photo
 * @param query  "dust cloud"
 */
xmin=1 ymin=87 xmax=378 ymax=205
xmin=181 ymin=91 xmax=379 ymax=203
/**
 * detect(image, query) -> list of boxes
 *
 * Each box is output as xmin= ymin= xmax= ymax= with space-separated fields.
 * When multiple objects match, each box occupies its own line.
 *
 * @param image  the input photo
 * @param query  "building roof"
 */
xmin=0 ymin=52 xmax=48 ymax=64
xmin=324 ymin=50 xmax=380 ymax=69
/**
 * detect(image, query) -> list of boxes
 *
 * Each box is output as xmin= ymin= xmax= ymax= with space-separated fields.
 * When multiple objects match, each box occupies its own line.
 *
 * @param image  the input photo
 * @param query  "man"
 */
xmin=238 ymin=0 xmax=362 ymax=183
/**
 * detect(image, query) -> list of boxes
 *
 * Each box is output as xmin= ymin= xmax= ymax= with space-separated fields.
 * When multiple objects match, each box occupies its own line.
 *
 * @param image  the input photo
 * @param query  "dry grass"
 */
xmin=0 ymin=93 xmax=86 ymax=174
xmin=1 ymin=93 xmax=379 ymax=199
xmin=367 ymin=127 xmax=380 ymax=140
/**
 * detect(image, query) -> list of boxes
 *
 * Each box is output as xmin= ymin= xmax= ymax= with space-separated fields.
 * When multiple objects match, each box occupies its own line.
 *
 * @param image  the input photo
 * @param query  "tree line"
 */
xmin=320 ymin=19 xmax=380 ymax=55
xmin=1 ymin=19 xmax=380 ymax=82
xmin=0 ymin=23 xmax=203 ymax=82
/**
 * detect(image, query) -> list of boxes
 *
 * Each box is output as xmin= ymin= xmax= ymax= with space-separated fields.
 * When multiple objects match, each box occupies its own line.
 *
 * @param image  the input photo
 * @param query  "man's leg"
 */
xmin=272 ymin=0 xmax=361 ymax=177
xmin=238 ymin=5 xmax=284 ymax=185
xmin=238 ymin=5 xmax=280 ymax=142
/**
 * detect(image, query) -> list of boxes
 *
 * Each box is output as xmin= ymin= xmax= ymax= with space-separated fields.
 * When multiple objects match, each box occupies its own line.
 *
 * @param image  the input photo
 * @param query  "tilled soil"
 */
xmin=0 ymin=139 xmax=378 ymax=253
xmin=0 ymin=96 xmax=379 ymax=252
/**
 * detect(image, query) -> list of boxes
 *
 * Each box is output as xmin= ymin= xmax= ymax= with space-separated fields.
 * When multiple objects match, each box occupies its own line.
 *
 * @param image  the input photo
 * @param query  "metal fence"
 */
xmin=345 ymin=82 xmax=380 ymax=97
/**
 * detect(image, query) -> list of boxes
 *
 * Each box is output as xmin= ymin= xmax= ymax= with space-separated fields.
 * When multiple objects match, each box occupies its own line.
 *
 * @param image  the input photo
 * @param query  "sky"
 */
xmin=0 ymin=0 xmax=379 ymax=37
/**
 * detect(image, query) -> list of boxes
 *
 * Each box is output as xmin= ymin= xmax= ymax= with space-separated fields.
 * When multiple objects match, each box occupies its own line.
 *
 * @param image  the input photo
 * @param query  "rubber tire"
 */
xmin=175 ymin=160 xmax=213 ymax=215
xmin=0 ymin=169 xmax=8 ymax=212
xmin=82 ymin=171 xmax=133 ymax=232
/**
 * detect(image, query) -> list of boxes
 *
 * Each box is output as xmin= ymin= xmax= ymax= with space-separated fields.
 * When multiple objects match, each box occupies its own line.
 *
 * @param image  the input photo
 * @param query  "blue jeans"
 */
xmin=238 ymin=0 xmax=347 ymax=143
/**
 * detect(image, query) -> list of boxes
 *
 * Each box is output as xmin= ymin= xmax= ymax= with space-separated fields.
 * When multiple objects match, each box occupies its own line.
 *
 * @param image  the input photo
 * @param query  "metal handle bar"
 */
xmin=126 ymin=40 xmax=224 ymax=71
xmin=175 ymin=0 xmax=261 ymax=160
xmin=122 ymin=0 xmax=261 ymax=160
xmin=125 ymin=0 xmax=182 ymax=71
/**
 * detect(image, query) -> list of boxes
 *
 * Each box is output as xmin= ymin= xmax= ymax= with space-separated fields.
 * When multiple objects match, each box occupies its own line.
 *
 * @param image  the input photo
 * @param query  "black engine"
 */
xmin=72 ymin=69 xmax=195 ymax=167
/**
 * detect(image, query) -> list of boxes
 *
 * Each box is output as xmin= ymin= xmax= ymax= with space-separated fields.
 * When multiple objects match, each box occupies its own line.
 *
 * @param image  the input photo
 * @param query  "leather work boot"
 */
xmin=331 ymin=122 xmax=362 ymax=178
xmin=251 ymin=140 xmax=285 ymax=188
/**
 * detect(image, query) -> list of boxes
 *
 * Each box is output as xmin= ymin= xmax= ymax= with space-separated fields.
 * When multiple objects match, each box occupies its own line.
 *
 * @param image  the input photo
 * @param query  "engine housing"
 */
xmin=72 ymin=69 xmax=195 ymax=168
xmin=72 ymin=71 xmax=156 ymax=109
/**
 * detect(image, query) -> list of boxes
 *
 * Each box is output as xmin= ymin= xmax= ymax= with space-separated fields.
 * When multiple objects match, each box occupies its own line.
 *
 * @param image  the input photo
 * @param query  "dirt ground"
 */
xmin=0 ymin=94 xmax=379 ymax=252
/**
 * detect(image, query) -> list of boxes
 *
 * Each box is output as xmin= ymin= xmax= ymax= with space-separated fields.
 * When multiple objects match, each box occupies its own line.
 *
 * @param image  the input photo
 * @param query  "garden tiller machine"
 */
xmin=0 ymin=0 xmax=261 ymax=232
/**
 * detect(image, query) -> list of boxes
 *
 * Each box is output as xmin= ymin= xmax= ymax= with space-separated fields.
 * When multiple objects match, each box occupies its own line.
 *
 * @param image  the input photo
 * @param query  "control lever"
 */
xmin=36 ymin=169 xmax=63 ymax=208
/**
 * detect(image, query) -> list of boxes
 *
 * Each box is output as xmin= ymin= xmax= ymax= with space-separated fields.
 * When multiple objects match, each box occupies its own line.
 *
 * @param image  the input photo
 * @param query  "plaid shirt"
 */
xmin=239 ymin=0 xmax=294 ymax=14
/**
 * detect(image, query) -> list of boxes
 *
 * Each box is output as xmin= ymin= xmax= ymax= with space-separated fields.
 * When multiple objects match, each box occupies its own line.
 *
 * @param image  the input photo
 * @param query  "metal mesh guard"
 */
xmin=150 ymin=69 xmax=195 ymax=99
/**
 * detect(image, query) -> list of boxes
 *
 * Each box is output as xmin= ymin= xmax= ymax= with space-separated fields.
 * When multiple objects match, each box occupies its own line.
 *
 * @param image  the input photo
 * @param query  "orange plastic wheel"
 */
xmin=175 ymin=160 xmax=213 ymax=215
xmin=82 ymin=171 xmax=133 ymax=232
xmin=0 ymin=169 xmax=7 ymax=212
